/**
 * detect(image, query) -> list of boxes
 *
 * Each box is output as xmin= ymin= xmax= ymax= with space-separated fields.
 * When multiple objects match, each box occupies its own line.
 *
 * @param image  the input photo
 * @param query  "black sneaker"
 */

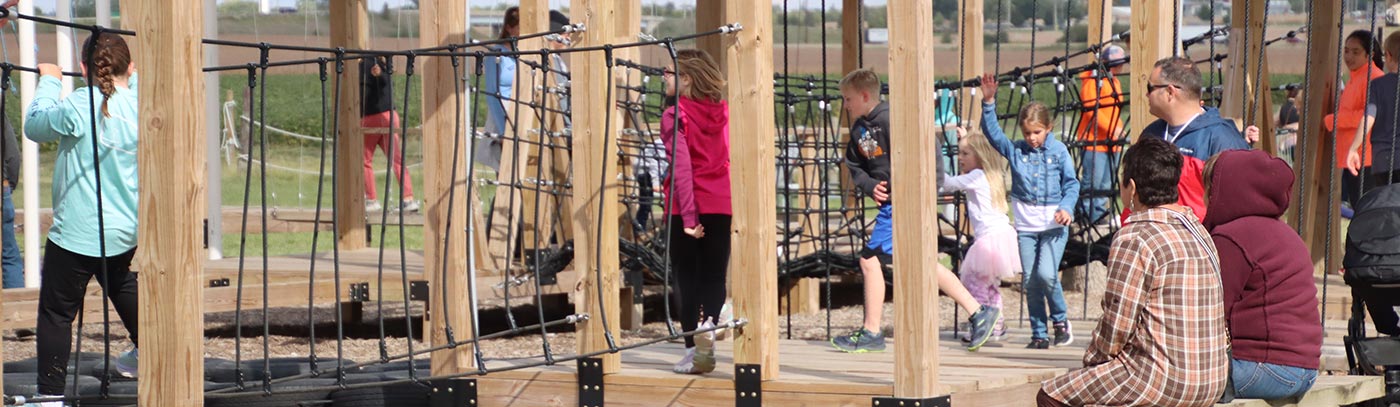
xmin=831 ymin=328 xmax=886 ymax=353
xmin=1053 ymin=321 xmax=1074 ymax=347
xmin=964 ymin=306 xmax=1001 ymax=351
xmin=1026 ymin=338 xmax=1050 ymax=349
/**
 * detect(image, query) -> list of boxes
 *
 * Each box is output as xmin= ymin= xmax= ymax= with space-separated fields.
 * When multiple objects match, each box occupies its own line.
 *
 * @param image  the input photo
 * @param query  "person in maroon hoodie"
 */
xmin=659 ymin=49 xmax=732 ymax=375
xmin=1203 ymin=149 xmax=1322 ymax=399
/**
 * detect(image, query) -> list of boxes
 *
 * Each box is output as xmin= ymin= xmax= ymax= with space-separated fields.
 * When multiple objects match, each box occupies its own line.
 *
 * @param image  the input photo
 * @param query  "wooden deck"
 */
xmin=468 ymin=326 xmax=1383 ymax=406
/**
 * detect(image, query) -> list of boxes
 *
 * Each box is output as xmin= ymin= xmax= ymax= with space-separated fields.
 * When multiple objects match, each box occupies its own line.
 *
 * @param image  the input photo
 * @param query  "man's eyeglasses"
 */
xmin=1146 ymin=82 xmax=1177 ymax=94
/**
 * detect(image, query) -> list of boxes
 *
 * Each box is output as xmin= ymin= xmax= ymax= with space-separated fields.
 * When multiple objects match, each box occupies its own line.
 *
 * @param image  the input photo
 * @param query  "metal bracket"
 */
xmin=348 ymin=282 xmax=370 ymax=302
xmin=871 ymin=395 xmax=951 ymax=407
xmin=578 ymin=357 xmax=604 ymax=407
xmin=626 ymin=271 xmax=644 ymax=302
xmin=409 ymin=280 xmax=430 ymax=302
xmin=428 ymin=377 xmax=478 ymax=407
xmin=735 ymin=364 xmax=762 ymax=407
xmin=208 ymin=278 xmax=230 ymax=288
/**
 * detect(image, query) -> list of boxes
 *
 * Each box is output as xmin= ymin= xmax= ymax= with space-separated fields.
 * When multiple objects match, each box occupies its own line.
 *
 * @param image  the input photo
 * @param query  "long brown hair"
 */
xmin=675 ymin=49 xmax=725 ymax=102
xmin=82 ymin=32 xmax=130 ymax=118
xmin=497 ymin=7 xmax=519 ymax=41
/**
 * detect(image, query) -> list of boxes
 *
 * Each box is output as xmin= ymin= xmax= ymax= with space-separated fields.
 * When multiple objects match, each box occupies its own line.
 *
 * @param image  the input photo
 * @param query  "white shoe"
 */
xmin=401 ymin=199 xmax=420 ymax=213
xmin=672 ymin=347 xmax=698 ymax=374
xmin=114 ymin=348 xmax=138 ymax=378
xmin=23 ymin=394 xmax=63 ymax=407
xmin=713 ymin=303 xmax=733 ymax=341
xmin=691 ymin=320 xmax=716 ymax=374
xmin=365 ymin=199 xmax=383 ymax=212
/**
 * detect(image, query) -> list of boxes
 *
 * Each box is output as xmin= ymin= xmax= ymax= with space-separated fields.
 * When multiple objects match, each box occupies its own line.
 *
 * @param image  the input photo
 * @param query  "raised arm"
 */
xmin=978 ymin=74 xmax=1016 ymax=159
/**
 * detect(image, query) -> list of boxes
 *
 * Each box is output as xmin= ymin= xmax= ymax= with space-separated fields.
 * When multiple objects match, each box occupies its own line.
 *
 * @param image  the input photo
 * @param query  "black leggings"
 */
xmin=36 ymin=240 xmax=139 ymax=395
xmin=669 ymin=214 xmax=730 ymax=348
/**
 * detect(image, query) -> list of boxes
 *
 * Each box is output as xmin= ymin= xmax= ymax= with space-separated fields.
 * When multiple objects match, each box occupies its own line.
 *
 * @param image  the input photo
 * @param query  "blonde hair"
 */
xmin=839 ymin=68 xmax=882 ymax=97
xmin=961 ymin=131 xmax=1010 ymax=213
xmin=676 ymin=49 xmax=725 ymax=102
xmin=1018 ymin=101 xmax=1052 ymax=129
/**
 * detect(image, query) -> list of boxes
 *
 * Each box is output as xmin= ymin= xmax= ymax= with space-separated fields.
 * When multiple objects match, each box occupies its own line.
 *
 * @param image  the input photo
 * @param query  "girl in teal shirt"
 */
xmin=25 ymin=32 xmax=140 ymax=402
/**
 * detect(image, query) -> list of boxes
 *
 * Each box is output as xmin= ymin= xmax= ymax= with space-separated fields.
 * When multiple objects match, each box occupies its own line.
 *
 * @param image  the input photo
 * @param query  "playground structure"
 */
xmin=0 ymin=0 xmax=1389 ymax=406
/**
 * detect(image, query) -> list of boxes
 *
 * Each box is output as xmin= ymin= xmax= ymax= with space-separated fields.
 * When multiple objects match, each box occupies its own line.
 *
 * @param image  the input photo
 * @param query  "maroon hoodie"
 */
xmin=1203 ymin=149 xmax=1321 ymax=370
xmin=660 ymin=96 xmax=732 ymax=228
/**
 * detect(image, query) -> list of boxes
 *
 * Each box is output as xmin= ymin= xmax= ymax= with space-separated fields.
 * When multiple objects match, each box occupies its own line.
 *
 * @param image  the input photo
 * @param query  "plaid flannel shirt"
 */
xmin=1043 ymin=207 xmax=1229 ymax=407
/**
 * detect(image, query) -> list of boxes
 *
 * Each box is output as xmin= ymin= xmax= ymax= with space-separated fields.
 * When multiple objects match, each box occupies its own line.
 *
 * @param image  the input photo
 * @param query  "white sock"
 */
xmin=672 ymin=347 xmax=697 ymax=373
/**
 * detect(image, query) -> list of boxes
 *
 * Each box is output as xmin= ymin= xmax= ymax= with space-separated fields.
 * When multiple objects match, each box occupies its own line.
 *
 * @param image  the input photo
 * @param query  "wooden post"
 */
xmin=420 ymin=0 xmax=473 ymax=375
xmin=571 ymin=0 xmax=623 ymax=373
xmin=1221 ymin=0 xmax=1274 ymax=150
xmin=1298 ymin=0 xmax=1342 ymax=275
xmin=958 ymin=0 xmax=985 ymax=129
xmin=886 ymin=0 xmax=942 ymax=397
xmin=331 ymin=0 xmax=368 ymax=251
xmin=842 ymin=0 xmax=862 ymax=75
xmin=1087 ymin=0 xmax=1112 ymax=49
xmin=1129 ymin=0 xmax=1174 ymax=143
xmin=132 ymin=0 xmax=206 ymax=405
xmin=725 ymin=0 xmax=780 ymax=380
xmin=486 ymin=0 xmax=548 ymax=275
xmin=696 ymin=2 xmax=727 ymax=73
xmin=617 ymin=0 xmax=645 ymax=331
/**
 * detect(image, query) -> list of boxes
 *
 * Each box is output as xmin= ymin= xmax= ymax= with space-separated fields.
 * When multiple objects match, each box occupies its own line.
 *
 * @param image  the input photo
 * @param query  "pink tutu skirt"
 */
xmin=960 ymin=224 xmax=1021 ymax=287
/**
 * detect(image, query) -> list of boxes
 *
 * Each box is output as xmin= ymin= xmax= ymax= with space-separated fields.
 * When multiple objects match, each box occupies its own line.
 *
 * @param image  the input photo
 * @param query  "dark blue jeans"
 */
xmin=2 ymin=185 xmax=21 ymax=288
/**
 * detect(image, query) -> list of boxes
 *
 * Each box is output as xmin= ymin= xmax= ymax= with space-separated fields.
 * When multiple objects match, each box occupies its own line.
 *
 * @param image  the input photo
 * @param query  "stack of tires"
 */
xmin=3 ymin=356 xmax=434 ymax=406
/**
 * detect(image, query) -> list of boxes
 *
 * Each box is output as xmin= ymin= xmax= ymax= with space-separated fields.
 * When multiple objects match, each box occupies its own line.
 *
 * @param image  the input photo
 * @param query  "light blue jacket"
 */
xmin=25 ymin=75 xmax=140 ymax=257
xmin=981 ymin=101 xmax=1081 ymax=213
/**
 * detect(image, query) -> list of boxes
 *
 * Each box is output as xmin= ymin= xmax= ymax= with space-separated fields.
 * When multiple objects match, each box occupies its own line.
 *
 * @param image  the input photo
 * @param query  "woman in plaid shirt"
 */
xmin=1038 ymin=136 xmax=1229 ymax=407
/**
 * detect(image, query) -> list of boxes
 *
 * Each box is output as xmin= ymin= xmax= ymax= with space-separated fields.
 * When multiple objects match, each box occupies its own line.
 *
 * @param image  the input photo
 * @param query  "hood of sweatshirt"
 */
xmin=678 ymin=96 xmax=730 ymax=138
xmin=1203 ymin=149 xmax=1294 ymax=228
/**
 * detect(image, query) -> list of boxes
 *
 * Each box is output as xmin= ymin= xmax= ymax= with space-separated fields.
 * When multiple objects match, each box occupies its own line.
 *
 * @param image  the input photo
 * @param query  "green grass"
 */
xmin=222 ymin=226 xmax=426 ymax=258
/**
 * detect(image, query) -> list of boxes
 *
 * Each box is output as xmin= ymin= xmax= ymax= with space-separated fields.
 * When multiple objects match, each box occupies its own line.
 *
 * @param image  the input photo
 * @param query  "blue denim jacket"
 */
xmin=981 ymin=101 xmax=1081 ymax=213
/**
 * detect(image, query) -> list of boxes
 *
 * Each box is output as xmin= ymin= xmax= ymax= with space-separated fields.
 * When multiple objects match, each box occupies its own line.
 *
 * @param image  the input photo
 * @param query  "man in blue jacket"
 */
xmin=1138 ymin=56 xmax=1252 ymax=220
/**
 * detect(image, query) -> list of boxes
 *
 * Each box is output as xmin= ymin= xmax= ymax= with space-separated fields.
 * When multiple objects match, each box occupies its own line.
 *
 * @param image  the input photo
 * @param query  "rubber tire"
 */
xmin=329 ymin=371 xmax=430 ymax=407
xmin=3 ymin=373 xmax=102 ymax=399
xmin=204 ymin=378 xmax=338 ymax=407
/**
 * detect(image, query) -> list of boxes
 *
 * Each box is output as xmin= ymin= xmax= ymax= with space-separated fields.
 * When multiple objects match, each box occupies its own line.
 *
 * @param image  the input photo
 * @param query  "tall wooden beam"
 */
xmin=842 ymin=0 xmax=862 ymax=75
xmin=331 ymin=0 xmax=368 ymax=251
xmin=1087 ymin=0 xmax=1112 ymax=51
xmin=958 ymin=0 xmax=985 ymax=129
xmin=886 ymin=0 xmax=942 ymax=398
xmin=518 ymin=0 xmax=552 ymax=254
xmin=1222 ymin=0 xmax=1274 ymax=149
xmin=1129 ymin=0 xmax=1174 ymax=142
xmin=486 ymin=0 xmax=548 ymax=275
xmin=697 ymin=2 xmax=727 ymax=73
xmin=1298 ymin=1 xmax=1343 ymax=275
xmin=571 ymin=0 xmax=623 ymax=373
xmin=725 ymin=0 xmax=780 ymax=380
xmin=420 ymin=0 xmax=473 ymax=376
xmin=132 ymin=0 xmax=206 ymax=405
xmin=616 ymin=0 xmax=645 ymax=330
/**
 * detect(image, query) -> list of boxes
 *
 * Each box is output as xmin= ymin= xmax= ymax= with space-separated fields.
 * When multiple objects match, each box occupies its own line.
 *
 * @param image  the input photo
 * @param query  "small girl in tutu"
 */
xmin=944 ymin=129 xmax=1021 ymax=343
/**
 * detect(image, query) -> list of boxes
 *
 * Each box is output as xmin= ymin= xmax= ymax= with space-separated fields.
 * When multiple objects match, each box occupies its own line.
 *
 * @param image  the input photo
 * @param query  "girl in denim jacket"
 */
xmin=979 ymin=73 xmax=1081 ymax=349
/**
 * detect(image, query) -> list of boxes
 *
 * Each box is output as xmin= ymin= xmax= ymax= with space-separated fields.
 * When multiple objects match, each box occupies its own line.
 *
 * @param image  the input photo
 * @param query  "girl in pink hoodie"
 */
xmin=661 ymin=49 xmax=732 ymax=374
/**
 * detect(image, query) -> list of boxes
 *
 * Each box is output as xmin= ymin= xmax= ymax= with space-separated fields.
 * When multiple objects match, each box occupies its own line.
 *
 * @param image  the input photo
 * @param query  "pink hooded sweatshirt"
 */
xmin=660 ymin=96 xmax=731 ymax=228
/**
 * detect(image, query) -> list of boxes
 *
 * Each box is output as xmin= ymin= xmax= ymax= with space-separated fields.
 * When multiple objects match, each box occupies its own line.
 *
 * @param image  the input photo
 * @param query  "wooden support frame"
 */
xmin=1222 ymin=0 xmax=1274 ymax=152
xmin=1087 ymin=0 xmax=1112 ymax=49
xmin=332 ymin=0 xmax=369 ymax=251
xmin=420 ymin=0 xmax=473 ymax=376
xmin=840 ymin=0 xmax=863 ymax=211
xmin=724 ymin=0 xmax=781 ymax=380
xmin=1298 ymin=1 xmax=1343 ymax=275
xmin=486 ymin=0 xmax=549 ymax=276
xmin=571 ymin=0 xmax=624 ymax=374
xmin=958 ymin=0 xmax=985 ymax=129
xmin=886 ymin=0 xmax=942 ymax=398
xmin=1129 ymin=0 xmax=1175 ymax=143
xmin=617 ymin=0 xmax=645 ymax=331
xmin=697 ymin=2 xmax=727 ymax=75
xmin=132 ymin=0 xmax=207 ymax=404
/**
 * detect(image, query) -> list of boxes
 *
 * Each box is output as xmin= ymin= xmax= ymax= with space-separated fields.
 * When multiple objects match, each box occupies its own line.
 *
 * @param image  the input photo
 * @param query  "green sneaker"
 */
xmin=831 ymin=328 xmax=886 ymax=353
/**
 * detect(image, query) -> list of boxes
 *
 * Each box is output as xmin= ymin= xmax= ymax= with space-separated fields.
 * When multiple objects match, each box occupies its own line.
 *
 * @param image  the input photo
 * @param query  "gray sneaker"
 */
xmin=114 ymin=348 xmax=138 ymax=378
xmin=831 ymin=328 xmax=885 ymax=353
xmin=965 ymin=306 xmax=1001 ymax=351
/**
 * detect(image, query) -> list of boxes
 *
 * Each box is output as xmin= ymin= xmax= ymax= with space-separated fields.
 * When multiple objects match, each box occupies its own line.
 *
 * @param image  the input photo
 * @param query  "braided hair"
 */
xmin=81 ymin=32 xmax=131 ymax=118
